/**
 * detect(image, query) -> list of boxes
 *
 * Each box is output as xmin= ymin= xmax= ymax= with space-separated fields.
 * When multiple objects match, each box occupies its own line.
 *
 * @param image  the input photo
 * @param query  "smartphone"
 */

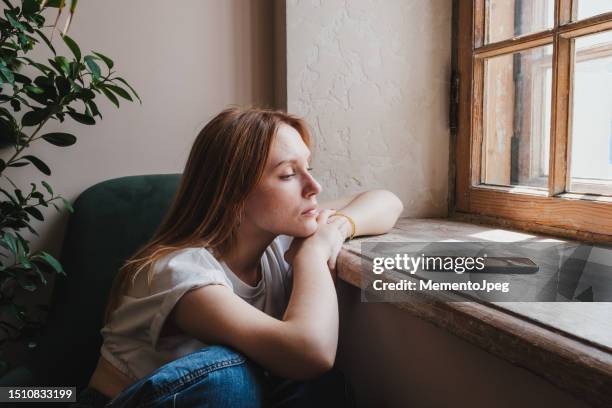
xmin=481 ymin=257 xmax=539 ymax=274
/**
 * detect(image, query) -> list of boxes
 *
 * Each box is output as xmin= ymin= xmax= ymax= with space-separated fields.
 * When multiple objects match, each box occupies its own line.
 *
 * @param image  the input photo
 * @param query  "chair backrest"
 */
xmin=28 ymin=174 xmax=181 ymax=390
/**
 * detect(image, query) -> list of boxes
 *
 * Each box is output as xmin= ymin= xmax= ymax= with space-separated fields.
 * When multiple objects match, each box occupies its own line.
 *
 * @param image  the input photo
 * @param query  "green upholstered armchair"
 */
xmin=0 ymin=174 xmax=181 ymax=394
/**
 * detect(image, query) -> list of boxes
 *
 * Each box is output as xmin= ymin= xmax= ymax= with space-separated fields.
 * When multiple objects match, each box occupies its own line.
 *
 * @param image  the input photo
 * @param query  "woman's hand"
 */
xmin=284 ymin=209 xmax=347 ymax=279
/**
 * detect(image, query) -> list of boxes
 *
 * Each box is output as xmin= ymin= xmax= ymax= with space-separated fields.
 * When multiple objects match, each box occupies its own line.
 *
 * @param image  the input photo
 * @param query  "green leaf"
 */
xmin=66 ymin=110 xmax=95 ymax=125
xmin=22 ymin=0 xmax=40 ymax=15
xmin=31 ymin=264 xmax=47 ymax=285
xmin=10 ymin=99 xmax=21 ymax=112
xmin=53 ymin=56 xmax=70 ymax=76
xmin=77 ymin=87 xmax=95 ymax=100
xmin=54 ymin=76 xmax=71 ymax=96
xmin=105 ymin=84 xmax=132 ymax=101
xmin=115 ymin=77 xmax=141 ymax=103
xmin=13 ymin=73 xmax=31 ymax=84
xmin=16 ymin=274 xmax=37 ymax=292
xmin=100 ymin=86 xmax=119 ymax=108
xmin=0 ymin=188 xmax=17 ymax=204
xmin=87 ymin=99 xmax=101 ymax=118
xmin=62 ymin=34 xmax=81 ymax=61
xmin=20 ymin=57 xmax=54 ymax=75
xmin=41 ymin=180 xmax=53 ymax=195
xmin=24 ymin=206 xmax=44 ymax=221
xmin=18 ymin=253 xmax=33 ymax=269
xmin=33 ymin=251 xmax=65 ymax=275
xmin=14 ymin=188 xmax=25 ymax=203
xmin=2 ymin=233 xmax=18 ymax=255
xmin=31 ymin=13 xmax=45 ymax=26
xmin=65 ymin=61 xmax=76 ymax=80
xmin=35 ymin=29 xmax=56 ymax=54
xmin=17 ymin=32 xmax=30 ymax=48
xmin=21 ymin=108 xmax=49 ymax=126
xmin=83 ymin=55 xmax=100 ymax=80
xmin=25 ymin=223 xmax=40 ymax=236
xmin=5 ymin=12 xmax=26 ymax=31
xmin=0 ymin=65 xmax=15 ymax=84
xmin=22 ymin=155 xmax=51 ymax=176
xmin=25 ymin=85 xmax=44 ymax=94
xmin=7 ymin=161 xmax=29 ymax=167
xmin=41 ymin=132 xmax=76 ymax=147
xmin=45 ymin=0 xmax=64 ymax=7
xmin=92 ymin=51 xmax=113 ymax=69
xmin=60 ymin=197 xmax=74 ymax=213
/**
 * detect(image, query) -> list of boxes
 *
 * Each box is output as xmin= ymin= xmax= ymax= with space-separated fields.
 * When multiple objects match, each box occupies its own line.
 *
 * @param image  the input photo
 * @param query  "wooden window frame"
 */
xmin=454 ymin=0 xmax=612 ymax=242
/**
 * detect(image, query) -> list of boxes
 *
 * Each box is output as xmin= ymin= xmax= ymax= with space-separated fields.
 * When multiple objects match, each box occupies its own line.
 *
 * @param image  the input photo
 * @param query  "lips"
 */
xmin=301 ymin=206 xmax=318 ymax=215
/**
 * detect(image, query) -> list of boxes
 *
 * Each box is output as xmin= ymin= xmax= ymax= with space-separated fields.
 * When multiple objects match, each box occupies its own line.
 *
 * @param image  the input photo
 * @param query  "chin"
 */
xmin=286 ymin=219 xmax=318 ymax=237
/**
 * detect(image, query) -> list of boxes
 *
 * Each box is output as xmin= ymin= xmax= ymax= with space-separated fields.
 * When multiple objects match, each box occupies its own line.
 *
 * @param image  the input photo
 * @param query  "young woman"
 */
xmin=75 ymin=107 xmax=404 ymax=407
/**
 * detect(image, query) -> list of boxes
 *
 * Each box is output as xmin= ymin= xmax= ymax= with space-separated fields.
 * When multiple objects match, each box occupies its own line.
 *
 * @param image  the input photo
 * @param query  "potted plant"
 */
xmin=0 ymin=0 xmax=140 ymax=374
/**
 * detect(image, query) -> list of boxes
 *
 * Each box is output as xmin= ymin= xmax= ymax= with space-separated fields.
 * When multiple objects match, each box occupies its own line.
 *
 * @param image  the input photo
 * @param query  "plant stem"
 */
xmin=1 ymin=118 xmax=49 ymax=176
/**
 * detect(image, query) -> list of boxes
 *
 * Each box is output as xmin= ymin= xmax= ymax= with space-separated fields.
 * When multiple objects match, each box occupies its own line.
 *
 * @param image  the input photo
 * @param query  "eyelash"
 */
xmin=280 ymin=167 xmax=314 ymax=179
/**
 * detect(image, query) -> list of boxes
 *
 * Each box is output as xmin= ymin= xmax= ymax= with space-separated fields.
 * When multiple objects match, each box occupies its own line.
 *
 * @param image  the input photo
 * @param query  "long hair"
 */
xmin=102 ymin=106 xmax=312 ymax=325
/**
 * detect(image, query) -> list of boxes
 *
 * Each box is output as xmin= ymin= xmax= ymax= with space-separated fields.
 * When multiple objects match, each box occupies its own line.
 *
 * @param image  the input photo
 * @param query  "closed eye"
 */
xmin=280 ymin=167 xmax=314 ymax=179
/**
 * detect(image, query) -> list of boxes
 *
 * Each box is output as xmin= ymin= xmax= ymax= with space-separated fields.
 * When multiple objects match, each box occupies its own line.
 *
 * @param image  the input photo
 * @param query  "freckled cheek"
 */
xmin=247 ymin=186 xmax=298 ymax=224
xmin=263 ymin=194 xmax=299 ymax=219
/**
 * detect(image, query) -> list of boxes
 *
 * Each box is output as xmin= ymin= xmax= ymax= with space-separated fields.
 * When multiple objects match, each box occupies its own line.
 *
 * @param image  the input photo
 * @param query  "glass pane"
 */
xmin=573 ymin=0 xmax=612 ymax=21
xmin=568 ymin=30 xmax=612 ymax=196
xmin=485 ymin=0 xmax=554 ymax=44
xmin=482 ymin=45 xmax=553 ymax=189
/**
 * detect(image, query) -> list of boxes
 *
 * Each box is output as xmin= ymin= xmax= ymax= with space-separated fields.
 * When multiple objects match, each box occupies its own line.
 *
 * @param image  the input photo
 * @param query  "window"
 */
xmin=454 ymin=0 xmax=612 ymax=240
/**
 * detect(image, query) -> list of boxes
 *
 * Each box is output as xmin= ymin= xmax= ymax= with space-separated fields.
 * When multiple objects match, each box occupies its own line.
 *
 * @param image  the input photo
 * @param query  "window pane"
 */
xmin=485 ymin=0 xmax=554 ymax=44
xmin=482 ymin=45 xmax=553 ymax=189
xmin=568 ymin=30 xmax=612 ymax=196
xmin=573 ymin=0 xmax=612 ymax=21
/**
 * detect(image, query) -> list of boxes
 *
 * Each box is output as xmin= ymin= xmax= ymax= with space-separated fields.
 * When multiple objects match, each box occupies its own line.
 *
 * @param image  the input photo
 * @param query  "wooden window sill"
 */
xmin=335 ymin=217 xmax=611 ymax=408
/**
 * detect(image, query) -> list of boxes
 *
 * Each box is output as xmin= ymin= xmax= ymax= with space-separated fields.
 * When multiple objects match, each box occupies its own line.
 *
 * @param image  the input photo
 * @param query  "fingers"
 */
xmin=328 ymin=255 xmax=337 ymax=270
xmin=316 ymin=208 xmax=336 ymax=225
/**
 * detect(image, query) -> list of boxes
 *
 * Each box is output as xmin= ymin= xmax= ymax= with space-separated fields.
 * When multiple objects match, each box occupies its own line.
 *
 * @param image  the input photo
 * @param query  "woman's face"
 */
xmin=243 ymin=123 xmax=322 ymax=237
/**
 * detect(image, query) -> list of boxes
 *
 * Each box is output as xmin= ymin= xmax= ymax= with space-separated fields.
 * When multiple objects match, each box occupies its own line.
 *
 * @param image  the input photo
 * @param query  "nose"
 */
xmin=304 ymin=172 xmax=322 ymax=198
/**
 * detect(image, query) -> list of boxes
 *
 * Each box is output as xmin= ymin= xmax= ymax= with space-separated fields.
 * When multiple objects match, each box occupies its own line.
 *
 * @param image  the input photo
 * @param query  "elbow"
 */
xmin=301 ymin=346 xmax=335 ymax=380
xmin=293 ymin=337 xmax=336 ymax=381
xmin=313 ymin=342 xmax=336 ymax=374
xmin=394 ymin=194 xmax=404 ymax=216
xmin=377 ymin=189 xmax=404 ymax=218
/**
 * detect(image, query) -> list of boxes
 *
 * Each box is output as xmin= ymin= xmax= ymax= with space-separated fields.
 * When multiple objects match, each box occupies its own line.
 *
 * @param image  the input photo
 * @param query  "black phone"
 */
xmin=481 ymin=257 xmax=539 ymax=274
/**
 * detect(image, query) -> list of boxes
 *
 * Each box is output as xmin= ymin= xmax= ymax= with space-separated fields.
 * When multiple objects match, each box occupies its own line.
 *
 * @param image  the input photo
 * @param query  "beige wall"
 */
xmin=286 ymin=0 xmax=451 ymax=216
xmin=0 ymin=0 xmax=277 ymax=257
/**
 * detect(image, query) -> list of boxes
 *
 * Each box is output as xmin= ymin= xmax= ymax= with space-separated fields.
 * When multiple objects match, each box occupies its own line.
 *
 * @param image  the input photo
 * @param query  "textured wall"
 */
xmin=286 ymin=0 xmax=451 ymax=216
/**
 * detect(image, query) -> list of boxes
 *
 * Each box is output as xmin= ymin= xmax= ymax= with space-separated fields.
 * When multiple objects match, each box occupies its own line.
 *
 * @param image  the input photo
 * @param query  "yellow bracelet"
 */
xmin=330 ymin=212 xmax=356 ymax=240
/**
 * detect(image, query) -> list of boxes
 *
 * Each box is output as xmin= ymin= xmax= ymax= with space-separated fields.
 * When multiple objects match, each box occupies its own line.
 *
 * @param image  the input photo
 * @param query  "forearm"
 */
xmin=333 ymin=189 xmax=404 ymax=238
xmin=281 ymin=247 xmax=339 ymax=368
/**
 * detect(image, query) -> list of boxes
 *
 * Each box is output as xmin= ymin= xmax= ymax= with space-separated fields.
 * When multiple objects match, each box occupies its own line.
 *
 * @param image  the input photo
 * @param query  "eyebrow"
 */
xmin=273 ymin=153 xmax=311 ymax=169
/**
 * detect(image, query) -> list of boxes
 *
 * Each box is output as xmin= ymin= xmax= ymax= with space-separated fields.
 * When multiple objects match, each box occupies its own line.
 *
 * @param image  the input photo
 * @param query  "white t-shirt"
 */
xmin=99 ymin=234 xmax=294 ymax=380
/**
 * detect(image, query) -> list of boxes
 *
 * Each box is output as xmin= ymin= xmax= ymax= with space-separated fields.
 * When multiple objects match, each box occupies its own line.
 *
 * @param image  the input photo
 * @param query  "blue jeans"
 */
xmin=96 ymin=345 xmax=355 ymax=408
